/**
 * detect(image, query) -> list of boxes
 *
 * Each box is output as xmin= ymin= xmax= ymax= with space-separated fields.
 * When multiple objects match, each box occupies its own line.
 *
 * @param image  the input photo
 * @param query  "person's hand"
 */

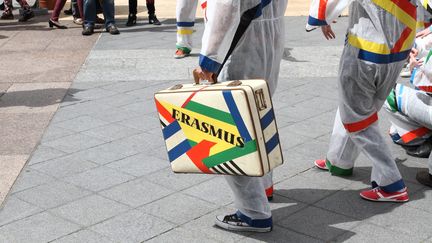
xmin=193 ymin=67 xmax=217 ymax=84
xmin=416 ymin=27 xmax=432 ymax=38
xmin=409 ymin=56 xmax=424 ymax=71
xmin=321 ymin=25 xmax=335 ymax=40
xmin=410 ymin=47 xmax=419 ymax=58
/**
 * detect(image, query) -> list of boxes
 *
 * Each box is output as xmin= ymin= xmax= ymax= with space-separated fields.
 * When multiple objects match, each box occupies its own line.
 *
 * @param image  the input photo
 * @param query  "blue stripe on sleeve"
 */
xmin=307 ymin=16 xmax=328 ymax=26
xmin=199 ymin=54 xmax=222 ymax=74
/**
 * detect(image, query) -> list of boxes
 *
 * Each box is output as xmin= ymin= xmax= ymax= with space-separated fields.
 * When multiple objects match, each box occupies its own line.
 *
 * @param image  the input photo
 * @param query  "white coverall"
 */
xmin=307 ymin=0 xmax=421 ymax=192
xmin=176 ymin=0 xmax=206 ymax=52
xmin=199 ymin=0 xmax=287 ymax=225
xmin=385 ymin=50 xmax=432 ymax=173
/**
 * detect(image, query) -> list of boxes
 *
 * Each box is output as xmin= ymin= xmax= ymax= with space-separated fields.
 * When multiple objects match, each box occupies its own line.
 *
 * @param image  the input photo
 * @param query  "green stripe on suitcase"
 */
xmin=203 ymin=140 xmax=257 ymax=168
xmin=185 ymin=101 xmax=236 ymax=125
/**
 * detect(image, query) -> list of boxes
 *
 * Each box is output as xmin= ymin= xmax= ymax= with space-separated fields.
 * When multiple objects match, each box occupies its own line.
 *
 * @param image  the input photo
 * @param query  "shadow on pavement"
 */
xmin=0 ymin=88 xmax=82 ymax=108
xmin=232 ymin=163 xmax=427 ymax=242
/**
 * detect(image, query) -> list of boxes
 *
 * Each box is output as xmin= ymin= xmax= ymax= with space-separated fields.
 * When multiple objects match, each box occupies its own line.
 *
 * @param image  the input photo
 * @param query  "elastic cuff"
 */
xmin=176 ymin=45 xmax=191 ymax=53
xmin=199 ymin=54 xmax=221 ymax=73
xmin=326 ymin=159 xmax=353 ymax=176
xmin=236 ymin=211 xmax=272 ymax=228
xmin=380 ymin=179 xmax=405 ymax=193
xmin=307 ymin=16 xmax=328 ymax=26
xmin=176 ymin=21 xmax=194 ymax=27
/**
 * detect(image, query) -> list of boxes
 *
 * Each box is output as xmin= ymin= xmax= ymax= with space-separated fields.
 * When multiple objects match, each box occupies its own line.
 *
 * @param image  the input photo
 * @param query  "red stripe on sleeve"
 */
xmin=155 ymin=98 xmax=175 ymax=123
xmin=318 ymin=0 xmax=328 ymax=20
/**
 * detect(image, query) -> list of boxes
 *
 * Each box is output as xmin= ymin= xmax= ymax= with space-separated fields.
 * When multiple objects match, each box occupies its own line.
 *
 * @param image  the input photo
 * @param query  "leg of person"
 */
xmin=1 ymin=0 xmax=13 ymax=19
xmin=82 ymin=0 xmax=96 ymax=35
xmin=146 ymin=0 xmax=160 ymax=25
xmin=49 ymin=0 xmax=68 ymax=28
xmin=175 ymin=0 xmax=198 ymax=58
xmin=101 ymin=0 xmax=119 ymax=34
xmin=16 ymin=0 xmax=33 ymax=22
xmin=385 ymin=84 xmax=432 ymax=157
xmin=315 ymin=108 xmax=361 ymax=175
xmin=126 ymin=0 xmax=137 ymax=26
xmin=263 ymin=171 xmax=273 ymax=201
xmin=215 ymin=175 xmax=272 ymax=232
xmin=336 ymin=51 xmax=408 ymax=202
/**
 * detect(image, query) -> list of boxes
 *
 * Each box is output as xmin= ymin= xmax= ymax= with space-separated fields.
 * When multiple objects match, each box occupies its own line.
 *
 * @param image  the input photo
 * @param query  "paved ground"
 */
xmin=1 ymin=13 xmax=432 ymax=243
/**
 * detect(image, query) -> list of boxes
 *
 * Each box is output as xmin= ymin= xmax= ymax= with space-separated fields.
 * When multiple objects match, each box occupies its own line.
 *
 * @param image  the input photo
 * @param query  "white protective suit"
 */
xmin=385 ymin=50 xmax=432 ymax=154
xmin=176 ymin=0 xmax=206 ymax=52
xmin=199 ymin=0 xmax=287 ymax=225
xmin=307 ymin=0 xmax=425 ymax=192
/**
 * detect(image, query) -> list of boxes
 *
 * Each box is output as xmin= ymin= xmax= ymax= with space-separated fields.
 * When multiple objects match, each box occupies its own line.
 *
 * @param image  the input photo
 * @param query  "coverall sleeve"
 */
xmin=199 ymin=0 xmax=241 ymax=73
xmin=306 ymin=0 xmax=353 ymax=31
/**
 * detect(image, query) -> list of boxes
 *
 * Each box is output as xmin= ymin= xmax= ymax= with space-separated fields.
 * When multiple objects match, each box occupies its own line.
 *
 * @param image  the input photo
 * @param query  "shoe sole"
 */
xmin=360 ymin=194 xmax=409 ymax=203
xmin=174 ymin=54 xmax=189 ymax=59
xmin=214 ymin=220 xmax=272 ymax=233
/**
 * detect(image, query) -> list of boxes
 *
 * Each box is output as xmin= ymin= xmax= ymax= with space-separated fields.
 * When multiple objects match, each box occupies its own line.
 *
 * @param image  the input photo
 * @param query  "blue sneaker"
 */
xmin=215 ymin=213 xmax=272 ymax=233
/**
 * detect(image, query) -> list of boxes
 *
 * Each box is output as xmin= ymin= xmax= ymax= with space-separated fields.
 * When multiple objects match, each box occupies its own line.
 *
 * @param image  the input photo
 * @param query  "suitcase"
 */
xmin=154 ymin=79 xmax=283 ymax=176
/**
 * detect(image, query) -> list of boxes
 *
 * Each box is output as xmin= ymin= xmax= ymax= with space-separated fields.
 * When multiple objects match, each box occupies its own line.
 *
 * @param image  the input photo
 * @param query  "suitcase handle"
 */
xmin=193 ymin=68 xmax=218 ymax=85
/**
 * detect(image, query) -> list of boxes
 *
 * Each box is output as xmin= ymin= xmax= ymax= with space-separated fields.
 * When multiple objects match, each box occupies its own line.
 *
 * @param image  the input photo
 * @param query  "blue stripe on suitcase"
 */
xmin=168 ymin=140 xmax=191 ymax=162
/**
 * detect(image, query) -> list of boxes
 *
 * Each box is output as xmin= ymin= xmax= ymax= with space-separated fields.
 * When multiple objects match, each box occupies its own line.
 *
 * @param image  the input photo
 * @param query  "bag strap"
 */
xmin=215 ymin=4 xmax=261 ymax=76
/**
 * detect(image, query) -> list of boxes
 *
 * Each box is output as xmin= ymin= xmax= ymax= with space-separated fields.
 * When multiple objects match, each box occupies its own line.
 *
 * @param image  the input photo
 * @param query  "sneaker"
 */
xmin=416 ymin=170 xmax=432 ymax=187
xmin=106 ymin=24 xmax=120 ymax=35
xmin=400 ymin=65 xmax=411 ymax=78
xmin=360 ymin=187 xmax=409 ymax=202
xmin=18 ymin=9 xmax=34 ymax=22
xmin=174 ymin=49 xmax=190 ymax=59
xmin=215 ymin=213 xmax=272 ymax=233
xmin=0 ymin=11 xmax=13 ymax=20
xmin=73 ymin=17 xmax=83 ymax=25
xmin=82 ymin=25 xmax=94 ymax=36
xmin=314 ymin=159 xmax=328 ymax=170
xmin=265 ymin=185 xmax=274 ymax=201
xmin=148 ymin=14 xmax=161 ymax=25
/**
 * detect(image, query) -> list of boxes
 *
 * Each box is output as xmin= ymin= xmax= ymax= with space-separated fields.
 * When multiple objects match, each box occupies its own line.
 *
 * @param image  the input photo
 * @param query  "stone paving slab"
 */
xmin=1 ymin=15 xmax=432 ymax=243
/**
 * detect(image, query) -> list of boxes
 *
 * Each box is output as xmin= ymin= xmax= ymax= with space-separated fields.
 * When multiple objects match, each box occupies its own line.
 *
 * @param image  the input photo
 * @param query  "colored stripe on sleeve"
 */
xmin=199 ymin=54 xmax=222 ymax=74
xmin=318 ymin=0 xmax=328 ymax=20
xmin=343 ymin=112 xmax=378 ymax=132
xmin=307 ymin=16 xmax=328 ymax=26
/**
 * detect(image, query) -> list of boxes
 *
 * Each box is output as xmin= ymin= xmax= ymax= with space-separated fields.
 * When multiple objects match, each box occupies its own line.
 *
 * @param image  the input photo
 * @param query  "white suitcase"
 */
xmin=154 ymin=79 xmax=283 ymax=176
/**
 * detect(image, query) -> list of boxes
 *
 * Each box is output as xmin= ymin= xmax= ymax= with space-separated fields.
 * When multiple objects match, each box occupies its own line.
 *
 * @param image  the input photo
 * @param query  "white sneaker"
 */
xmin=400 ymin=65 xmax=411 ymax=78
xmin=215 ymin=213 xmax=272 ymax=233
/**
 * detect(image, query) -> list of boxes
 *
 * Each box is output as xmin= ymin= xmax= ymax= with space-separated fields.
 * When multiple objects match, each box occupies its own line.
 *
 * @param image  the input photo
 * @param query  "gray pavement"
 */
xmin=1 ymin=16 xmax=432 ymax=242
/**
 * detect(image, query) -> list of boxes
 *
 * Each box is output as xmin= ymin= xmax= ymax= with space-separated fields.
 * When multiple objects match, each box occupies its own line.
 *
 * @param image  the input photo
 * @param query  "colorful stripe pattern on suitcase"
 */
xmin=155 ymin=81 xmax=282 ymax=176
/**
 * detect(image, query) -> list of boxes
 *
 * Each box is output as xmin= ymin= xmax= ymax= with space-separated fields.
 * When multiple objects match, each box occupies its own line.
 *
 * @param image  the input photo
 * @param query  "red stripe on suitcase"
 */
xmin=155 ymin=98 xmax=175 ymax=123
xmin=186 ymin=140 xmax=216 ymax=174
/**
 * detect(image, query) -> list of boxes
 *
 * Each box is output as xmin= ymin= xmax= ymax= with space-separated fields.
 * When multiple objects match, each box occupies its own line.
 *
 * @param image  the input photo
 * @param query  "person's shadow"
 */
xmin=219 ymin=162 xmax=428 ymax=242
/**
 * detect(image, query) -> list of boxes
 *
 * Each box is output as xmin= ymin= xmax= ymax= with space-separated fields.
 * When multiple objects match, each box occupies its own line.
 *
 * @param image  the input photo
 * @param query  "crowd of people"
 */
xmin=1 ymin=0 xmax=162 ymax=35
xmin=3 ymin=0 xmax=432 ymax=234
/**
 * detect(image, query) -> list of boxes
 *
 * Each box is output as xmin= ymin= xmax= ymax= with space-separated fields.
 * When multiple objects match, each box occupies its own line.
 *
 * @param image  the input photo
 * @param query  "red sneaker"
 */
xmin=360 ymin=187 xmax=409 ymax=202
xmin=314 ymin=159 xmax=328 ymax=171
xmin=265 ymin=185 xmax=273 ymax=201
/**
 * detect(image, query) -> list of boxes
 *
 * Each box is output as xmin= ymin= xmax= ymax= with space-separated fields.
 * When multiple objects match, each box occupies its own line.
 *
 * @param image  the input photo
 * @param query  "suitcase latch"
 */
xmin=228 ymin=80 xmax=242 ymax=86
xmin=169 ymin=84 xmax=183 ymax=90
xmin=255 ymin=89 xmax=267 ymax=111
